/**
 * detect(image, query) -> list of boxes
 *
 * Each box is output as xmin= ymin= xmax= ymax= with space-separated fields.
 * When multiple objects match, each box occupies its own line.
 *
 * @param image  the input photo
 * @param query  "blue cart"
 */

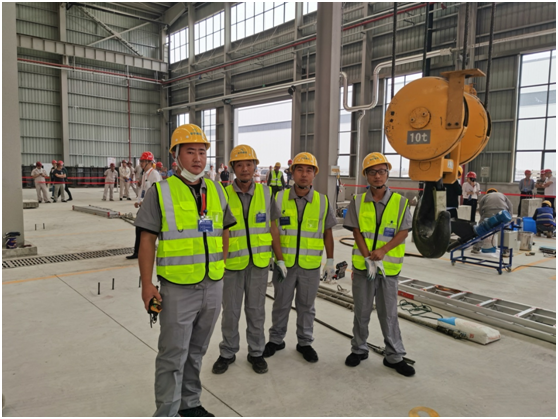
xmin=450 ymin=222 xmax=516 ymax=275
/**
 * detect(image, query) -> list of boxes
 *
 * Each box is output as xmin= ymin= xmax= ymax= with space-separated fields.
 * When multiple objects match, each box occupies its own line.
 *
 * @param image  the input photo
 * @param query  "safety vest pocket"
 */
xmin=255 ymin=233 xmax=273 ymax=247
xmin=228 ymin=236 xmax=241 ymax=252
xmin=305 ymin=218 xmax=319 ymax=231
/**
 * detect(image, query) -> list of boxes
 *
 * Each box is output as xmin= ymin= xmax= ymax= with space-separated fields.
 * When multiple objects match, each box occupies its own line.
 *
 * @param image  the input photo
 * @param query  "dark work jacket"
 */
xmin=446 ymin=181 xmax=462 ymax=208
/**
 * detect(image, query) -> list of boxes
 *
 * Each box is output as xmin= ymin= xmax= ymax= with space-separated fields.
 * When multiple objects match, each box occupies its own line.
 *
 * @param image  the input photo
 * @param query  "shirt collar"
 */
xmin=364 ymin=187 xmax=393 ymax=205
xmin=289 ymin=185 xmax=314 ymax=203
xmin=232 ymin=179 xmax=255 ymax=196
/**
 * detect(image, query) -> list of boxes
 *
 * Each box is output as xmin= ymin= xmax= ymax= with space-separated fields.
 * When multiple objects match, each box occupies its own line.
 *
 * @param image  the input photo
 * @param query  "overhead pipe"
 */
xmin=391 ymin=2 xmax=398 ymax=99
xmin=70 ymin=2 xmax=167 ymax=25
xmin=127 ymin=79 xmax=132 ymax=162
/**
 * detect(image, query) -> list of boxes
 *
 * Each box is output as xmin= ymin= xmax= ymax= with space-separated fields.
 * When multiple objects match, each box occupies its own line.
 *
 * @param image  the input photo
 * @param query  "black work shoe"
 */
xmin=263 ymin=341 xmax=285 ymax=358
xmin=126 ymin=253 xmax=138 ymax=260
xmin=345 ymin=352 xmax=369 ymax=367
xmin=383 ymin=358 xmax=415 ymax=377
xmin=178 ymin=406 xmax=215 ymax=417
xmin=296 ymin=344 xmax=318 ymax=363
xmin=211 ymin=355 xmax=236 ymax=374
xmin=247 ymin=354 xmax=268 ymax=374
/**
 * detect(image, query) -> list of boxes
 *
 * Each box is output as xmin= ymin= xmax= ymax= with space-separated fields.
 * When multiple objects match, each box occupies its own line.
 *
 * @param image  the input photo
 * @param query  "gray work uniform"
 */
xmin=269 ymin=186 xmax=337 ymax=347
xmin=135 ymin=177 xmax=236 ymax=417
xmin=219 ymin=181 xmax=281 ymax=358
xmin=343 ymin=187 xmax=412 ymax=364
xmin=474 ymin=192 xmax=514 ymax=250
xmin=31 ymin=167 xmax=49 ymax=202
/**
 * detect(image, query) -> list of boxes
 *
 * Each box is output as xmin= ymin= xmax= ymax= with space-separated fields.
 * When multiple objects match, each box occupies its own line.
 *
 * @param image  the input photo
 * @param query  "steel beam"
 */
xmin=291 ymin=2 xmax=304 ymax=158
xmin=88 ymin=21 xmax=152 ymax=47
xmin=313 ymin=3 xmax=342 ymax=205
xmin=17 ymin=34 xmax=168 ymax=73
xmin=59 ymin=3 xmax=70 ymax=164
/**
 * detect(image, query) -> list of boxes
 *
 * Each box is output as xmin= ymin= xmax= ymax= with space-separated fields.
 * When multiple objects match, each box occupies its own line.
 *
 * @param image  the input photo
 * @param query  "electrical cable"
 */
xmin=398 ymin=299 xmax=444 ymax=321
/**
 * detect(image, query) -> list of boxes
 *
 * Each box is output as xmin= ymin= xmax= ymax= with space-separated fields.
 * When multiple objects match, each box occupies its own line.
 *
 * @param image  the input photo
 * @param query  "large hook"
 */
xmin=412 ymin=181 xmax=451 ymax=258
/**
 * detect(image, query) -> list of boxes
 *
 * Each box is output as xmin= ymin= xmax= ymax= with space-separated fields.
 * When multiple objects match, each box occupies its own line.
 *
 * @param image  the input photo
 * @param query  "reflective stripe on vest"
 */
xmin=352 ymin=192 xmax=408 ymax=276
xmin=270 ymin=171 xmax=283 ymax=186
xmin=225 ymin=183 xmax=273 ymax=270
xmin=156 ymin=177 xmax=227 ymax=284
xmin=276 ymin=189 xmax=327 ymax=269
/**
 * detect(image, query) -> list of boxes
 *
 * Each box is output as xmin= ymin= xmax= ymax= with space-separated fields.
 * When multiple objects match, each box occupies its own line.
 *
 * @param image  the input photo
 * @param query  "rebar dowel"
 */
xmin=391 ymin=2 xmax=397 ymax=99
xmin=484 ymin=3 xmax=496 ymax=108
xmin=112 ymin=278 xmax=115 ymax=290
xmin=98 ymin=282 xmax=100 ymax=295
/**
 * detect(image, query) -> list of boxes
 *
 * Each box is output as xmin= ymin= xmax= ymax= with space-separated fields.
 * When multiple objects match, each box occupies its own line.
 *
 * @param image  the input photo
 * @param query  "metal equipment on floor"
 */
xmin=72 ymin=205 xmax=121 ymax=219
xmin=450 ymin=221 xmax=516 ymax=275
xmin=398 ymin=277 xmax=556 ymax=343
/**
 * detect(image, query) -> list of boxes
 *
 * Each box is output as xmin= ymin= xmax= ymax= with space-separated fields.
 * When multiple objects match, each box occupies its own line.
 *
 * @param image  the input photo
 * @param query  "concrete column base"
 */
xmin=3 ymin=242 xmax=38 ymax=258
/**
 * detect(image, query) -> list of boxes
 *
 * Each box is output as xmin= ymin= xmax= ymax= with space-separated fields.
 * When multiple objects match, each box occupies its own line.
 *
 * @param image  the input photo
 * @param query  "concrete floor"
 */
xmin=2 ymin=188 xmax=556 ymax=417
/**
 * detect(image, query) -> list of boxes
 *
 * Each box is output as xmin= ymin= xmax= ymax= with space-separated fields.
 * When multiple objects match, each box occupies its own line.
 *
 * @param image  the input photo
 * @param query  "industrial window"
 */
xmin=231 ymin=2 xmax=296 ymax=42
xmin=195 ymin=12 xmax=224 ymax=55
xmin=338 ymin=85 xmax=353 ymax=177
xmin=177 ymin=113 xmax=189 ymax=127
xmin=304 ymin=2 xmax=318 ymax=15
xmin=383 ymin=72 xmax=422 ymax=178
xmin=169 ymin=28 xmax=188 ymax=64
xmin=202 ymin=109 xmax=217 ymax=169
xmin=514 ymin=50 xmax=556 ymax=181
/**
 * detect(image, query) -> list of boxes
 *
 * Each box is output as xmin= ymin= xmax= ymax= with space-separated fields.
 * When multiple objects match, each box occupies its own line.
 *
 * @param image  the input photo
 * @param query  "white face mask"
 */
xmin=173 ymin=145 xmax=205 ymax=182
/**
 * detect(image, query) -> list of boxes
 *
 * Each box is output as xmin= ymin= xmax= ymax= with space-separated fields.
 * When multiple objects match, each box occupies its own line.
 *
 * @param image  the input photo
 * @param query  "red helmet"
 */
xmin=544 ymin=168 xmax=552 ymax=174
xmin=58 ymin=160 xmax=64 ymax=166
xmin=466 ymin=171 xmax=476 ymax=179
xmin=52 ymin=160 xmax=57 ymax=165
xmin=224 ymin=165 xmax=228 ymax=169
xmin=122 ymin=159 xmax=126 ymax=163
xmin=172 ymin=162 xmax=177 ymax=167
xmin=140 ymin=151 xmax=154 ymax=162
xmin=525 ymin=170 xmax=532 ymax=175
xmin=110 ymin=163 xmax=115 ymax=167
xmin=36 ymin=161 xmax=42 ymax=167
xmin=156 ymin=162 xmax=163 ymax=168
xmin=288 ymin=159 xmax=293 ymax=165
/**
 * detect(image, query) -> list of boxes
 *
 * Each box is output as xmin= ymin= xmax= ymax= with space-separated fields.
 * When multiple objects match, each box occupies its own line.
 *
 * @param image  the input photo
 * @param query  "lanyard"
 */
xmin=200 ymin=192 xmax=207 ymax=217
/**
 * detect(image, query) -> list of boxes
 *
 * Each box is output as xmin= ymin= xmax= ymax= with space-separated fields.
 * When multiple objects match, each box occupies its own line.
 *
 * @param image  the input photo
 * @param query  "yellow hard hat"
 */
xmin=229 ymin=144 xmax=259 ymax=166
xmin=486 ymin=188 xmax=498 ymax=193
xmin=274 ymin=162 xmax=281 ymax=168
xmin=543 ymin=200 xmax=552 ymax=206
xmin=362 ymin=152 xmax=392 ymax=176
xmin=169 ymin=124 xmax=210 ymax=153
xmin=457 ymin=166 xmax=463 ymax=177
xmin=291 ymin=152 xmax=319 ymax=175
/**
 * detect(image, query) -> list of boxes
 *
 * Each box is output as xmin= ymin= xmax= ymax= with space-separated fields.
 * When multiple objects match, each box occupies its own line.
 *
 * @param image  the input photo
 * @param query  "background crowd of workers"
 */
xmin=130 ymin=123 xmax=414 ymax=417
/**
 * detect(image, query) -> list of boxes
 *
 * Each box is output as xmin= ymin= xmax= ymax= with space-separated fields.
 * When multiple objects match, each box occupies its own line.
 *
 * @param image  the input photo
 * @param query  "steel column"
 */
xmin=313 ymin=3 xmax=342 ymax=203
xmin=291 ymin=2 xmax=304 ymax=158
xmin=2 ymin=3 xmax=25 ymax=246
xmin=59 ymin=3 xmax=70 ymax=164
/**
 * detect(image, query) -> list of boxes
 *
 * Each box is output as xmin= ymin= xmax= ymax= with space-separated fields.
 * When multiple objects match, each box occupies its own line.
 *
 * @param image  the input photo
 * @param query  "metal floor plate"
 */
xmin=2 ymin=247 xmax=135 ymax=269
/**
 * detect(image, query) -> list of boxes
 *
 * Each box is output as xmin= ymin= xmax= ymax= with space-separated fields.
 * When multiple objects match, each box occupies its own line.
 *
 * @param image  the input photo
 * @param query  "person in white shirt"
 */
xmin=127 ymin=151 xmax=162 ymax=260
xmin=206 ymin=165 xmax=216 ymax=181
xmin=127 ymin=161 xmax=138 ymax=198
xmin=119 ymin=160 xmax=131 ymax=201
xmin=542 ymin=169 xmax=556 ymax=208
xmin=254 ymin=168 xmax=261 ymax=183
xmin=462 ymin=171 xmax=482 ymax=223
xmin=103 ymin=163 xmax=118 ymax=201
xmin=31 ymin=162 xmax=50 ymax=203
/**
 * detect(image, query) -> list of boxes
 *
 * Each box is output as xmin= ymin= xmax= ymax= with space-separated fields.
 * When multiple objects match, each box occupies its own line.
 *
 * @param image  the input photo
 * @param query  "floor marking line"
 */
xmin=3 ymin=265 xmax=133 ymax=285
xmin=513 ymin=257 xmax=556 ymax=272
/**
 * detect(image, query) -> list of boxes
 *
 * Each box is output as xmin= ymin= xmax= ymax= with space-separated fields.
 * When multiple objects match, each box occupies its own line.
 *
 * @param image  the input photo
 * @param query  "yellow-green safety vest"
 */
xmin=352 ymin=192 xmax=408 ymax=276
xmin=275 ymin=189 xmax=328 ymax=269
xmin=155 ymin=176 xmax=228 ymax=284
xmin=225 ymin=183 xmax=273 ymax=270
xmin=270 ymin=170 xmax=283 ymax=187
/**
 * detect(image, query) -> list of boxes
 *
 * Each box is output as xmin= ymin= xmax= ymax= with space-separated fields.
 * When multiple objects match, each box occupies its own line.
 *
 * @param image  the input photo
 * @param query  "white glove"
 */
xmin=322 ymin=258 xmax=336 ymax=283
xmin=276 ymin=260 xmax=288 ymax=282
xmin=375 ymin=260 xmax=386 ymax=278
xmin=364 ymin=258 xmax=376 ymax=281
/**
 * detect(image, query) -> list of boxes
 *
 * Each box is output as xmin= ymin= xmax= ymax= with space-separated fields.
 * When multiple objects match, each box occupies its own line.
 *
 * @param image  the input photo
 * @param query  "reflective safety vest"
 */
xmin=270 ymin=170 xmax=283 ymax=187
xmin=225 ymin=183 xmax=273 ymax=270
xmin=352 ymin=192 xmax=408 ymax=276
xmin=276 ymin=189 xmax=328 ymax=269
xmin=155 ymin=176 xmax=228 ymax=284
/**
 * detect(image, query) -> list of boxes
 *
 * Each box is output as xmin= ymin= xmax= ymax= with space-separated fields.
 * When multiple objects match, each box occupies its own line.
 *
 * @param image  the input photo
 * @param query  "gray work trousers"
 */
xmin=154 ymin=278 xmax=223 ymax=417
xmin=351 ymin=269 xmax=406 ymax=364
xmin=35 ymin=181 xmax=49 ymax=202
xmin=53 ymin=184 xmax=65 ymax=202
xmin=219 ymin=263 xmax=268 ymax=358
xmin=269 ymin=264 xmax=320 ymax=347
xmin=120 ymin=178 xmax=129 ymax=199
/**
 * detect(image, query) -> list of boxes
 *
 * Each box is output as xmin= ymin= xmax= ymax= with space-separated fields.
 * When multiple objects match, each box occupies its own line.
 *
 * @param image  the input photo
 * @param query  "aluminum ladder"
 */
xmin=398 ymin=277 xmax=556 ymax=344
xmin=72 ymin=205 xmax=121 ymax=219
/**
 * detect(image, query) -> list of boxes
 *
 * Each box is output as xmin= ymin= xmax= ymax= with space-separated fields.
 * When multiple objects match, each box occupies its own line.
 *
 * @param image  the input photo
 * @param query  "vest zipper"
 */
xmin=295 ymin=200 xmax=308 ymax=264
xmin=242 ymin=195 xmax=253 ymax=261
